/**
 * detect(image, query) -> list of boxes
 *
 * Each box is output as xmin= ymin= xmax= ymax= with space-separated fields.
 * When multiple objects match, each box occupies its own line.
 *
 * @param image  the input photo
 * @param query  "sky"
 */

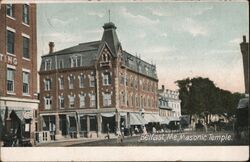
xmin=37 ymin=1 xmax=249 ymax=93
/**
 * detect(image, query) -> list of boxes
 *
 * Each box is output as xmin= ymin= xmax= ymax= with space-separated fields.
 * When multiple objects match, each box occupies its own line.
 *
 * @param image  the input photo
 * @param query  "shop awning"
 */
xmin=168 ymin=116 xmax=180 ymax=121
xmin=130 ymin=113 xmax=147 ymax=125
xmin=144 ymin=113 xmax=163 ymax=123
xmin=160 ymin=117 xmax=170 ymax=125
xmin=101 ymin=112 xmax=115 ymax=117
xmin=120 ymin=112 xmax=127 ymax=117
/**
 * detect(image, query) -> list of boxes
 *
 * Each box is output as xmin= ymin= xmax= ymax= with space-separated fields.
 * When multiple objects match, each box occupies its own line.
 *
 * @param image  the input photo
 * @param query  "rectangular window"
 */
xmin=59 ymin=96 xmax=64 ymax=109
xmin=90 ymin=94 xmax=96 ymax=107
xmin=23 ymin=37 xmax=29 ymax=58
xmin=7 ymin=30 xmax=15 ymax=54
xmin=103 ymin=72 xmax=111 ymax=85
xmin=45 ymin=59 xmax=51 ymax=70
xmin=69 ymin=76 xmax=74 ymax=89
xmin=59 ymin=59 xmax=64 ymax=69
xmin=22 ymin=72 xmax=29 ymax=94
xmin=23 ymin=4 xmax=29 ymax=24
xmin=6 ymin=4 xmax=14 ymax=17
xmin=79 ymin=95 xmax=85 ymax=108
xmin=45 ymin=97 xmax=52 ymax=110
xmin=103 ymin=93 xmax=111 ymax=106
xmin=7 ymin=68 xmax=15 ymax=93
xmin=89 ymin=75 xmax=95 ymax=87
xmin=70 ymin=56 xmax=81 ymax=68
xmin=45 ymin=79 xmax=51 ymax=91
xmin=79 ymin=75 xmax=84 ymax=88
xmin=59 ymin=77 xmax=64 ymax=90
xmin=69 ymin=96 xmax=75 ymax=108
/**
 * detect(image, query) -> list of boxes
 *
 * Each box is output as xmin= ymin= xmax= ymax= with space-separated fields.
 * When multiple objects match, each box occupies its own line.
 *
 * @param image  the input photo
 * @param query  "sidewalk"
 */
xmin=35 ymin=134 xmax=118 ymax=147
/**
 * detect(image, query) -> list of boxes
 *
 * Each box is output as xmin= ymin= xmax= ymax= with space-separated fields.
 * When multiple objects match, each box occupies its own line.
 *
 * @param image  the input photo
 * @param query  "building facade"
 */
xmin=0 ymin=3 xmax=39 ymax=145
xmin=158 ymin=85 xmax=181 ymax=125
xmin=240 ymin=35 xmax=249 ymax=95
xmin=38 ymin=22 xmax=159 ymax=140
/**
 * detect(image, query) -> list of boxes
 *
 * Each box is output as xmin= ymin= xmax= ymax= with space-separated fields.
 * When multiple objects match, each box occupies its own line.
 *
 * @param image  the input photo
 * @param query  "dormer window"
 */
xmin=102 ymin=53 xmax=110 ymax=62
xmin=45 ymin=59 xmax=51 ymax=71
xmin=70 ymin=56 xmax=81 ymax=68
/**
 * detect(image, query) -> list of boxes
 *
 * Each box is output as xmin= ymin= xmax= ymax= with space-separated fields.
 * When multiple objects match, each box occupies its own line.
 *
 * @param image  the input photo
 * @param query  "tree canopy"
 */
xmin=175 ymin=77 xmax=244 ymax=117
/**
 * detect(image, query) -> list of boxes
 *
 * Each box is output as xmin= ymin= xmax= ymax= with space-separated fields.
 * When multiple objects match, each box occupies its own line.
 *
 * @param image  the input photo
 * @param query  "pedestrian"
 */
xmin=105 ymin=123 xmax=110 ymax=139
xmin=116 ymin=130 xmax=124 ymax=144
xmin=135 ymin=126 xmax=139 ymax=134
xmin=143 ymin=126 xmax=147 ymax=135
xmin=152 ymin=126 xmax=156 ymax=134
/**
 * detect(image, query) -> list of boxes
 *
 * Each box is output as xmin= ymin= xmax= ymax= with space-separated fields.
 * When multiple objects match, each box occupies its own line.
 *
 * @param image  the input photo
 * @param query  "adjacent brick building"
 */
xmin=0 ymin=3 xmax=39 ymax=145
xmin=38 ymin=22 xmax=160 ymax=139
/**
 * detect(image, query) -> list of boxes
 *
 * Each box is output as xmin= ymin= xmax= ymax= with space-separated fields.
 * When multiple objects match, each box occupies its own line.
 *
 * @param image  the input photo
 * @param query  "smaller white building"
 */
xmin=158 ymin=85 xmax=181 ymax=120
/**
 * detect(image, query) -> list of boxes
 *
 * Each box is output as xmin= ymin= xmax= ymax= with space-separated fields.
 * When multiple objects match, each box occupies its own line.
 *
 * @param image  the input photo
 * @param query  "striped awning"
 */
xmin=144 ymin=113 xmax=163 ymax=123
xmin=130 ymin=113 xmax=147 ymax=125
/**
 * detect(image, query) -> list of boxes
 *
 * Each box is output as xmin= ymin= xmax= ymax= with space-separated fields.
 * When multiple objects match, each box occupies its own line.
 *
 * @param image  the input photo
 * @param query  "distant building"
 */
xmin=0 ymin=3 xmax=39 ymax=145
xmin=38 ymin=22 xmax=159 ymax=140
xmin=157 ymin=85 xmax=181 ymax=125
xmin=240 ymin=35 xmax=249 ymax=94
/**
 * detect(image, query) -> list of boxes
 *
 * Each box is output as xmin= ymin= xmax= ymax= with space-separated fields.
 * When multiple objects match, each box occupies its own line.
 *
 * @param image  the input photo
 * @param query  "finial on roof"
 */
xmin=108 ymin=9 xmax=111 ymax=22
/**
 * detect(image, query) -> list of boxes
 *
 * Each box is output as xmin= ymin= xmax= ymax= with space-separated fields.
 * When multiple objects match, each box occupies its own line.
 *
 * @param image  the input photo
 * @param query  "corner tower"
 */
xmin=101 ymin=22 xmax=121 ymax=56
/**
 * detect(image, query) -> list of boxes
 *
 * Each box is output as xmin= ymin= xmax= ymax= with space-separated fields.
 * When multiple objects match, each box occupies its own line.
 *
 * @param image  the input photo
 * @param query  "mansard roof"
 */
xmin=123 ymin=51 xmax=158 ymax=79
xmin=40 ymin=22 xmax=158 ymax=80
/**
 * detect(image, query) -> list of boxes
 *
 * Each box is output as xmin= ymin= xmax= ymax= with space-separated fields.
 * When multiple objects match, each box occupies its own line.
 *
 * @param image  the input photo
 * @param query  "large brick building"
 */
xmin=39 ymin=22 xmax=160 ymax=139
xmin=240 ymin=35 xmax=249 ymax=94
xmin=0 ymin=3 xmax=39 ymax=145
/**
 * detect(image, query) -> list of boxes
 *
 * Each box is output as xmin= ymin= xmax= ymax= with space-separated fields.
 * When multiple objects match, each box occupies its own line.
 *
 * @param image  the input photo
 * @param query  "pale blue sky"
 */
xmin=37 ymin=2 xmax=249 ymax=93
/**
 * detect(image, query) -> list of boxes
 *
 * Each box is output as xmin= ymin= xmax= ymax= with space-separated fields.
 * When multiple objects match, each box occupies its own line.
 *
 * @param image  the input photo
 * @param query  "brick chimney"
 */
xmin=243 ymin=35 xmax=246 ymax=43
xmin=49 ymin=42 xmax=54 ymax=54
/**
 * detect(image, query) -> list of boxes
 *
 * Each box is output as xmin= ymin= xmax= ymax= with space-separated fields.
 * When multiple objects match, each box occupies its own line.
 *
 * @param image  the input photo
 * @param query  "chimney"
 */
xmin=243 ymin=35 xmax=246 ymax=43
xmin=49 ymin=42 xmax=54 ymax=54
xmin=162 ymin=85 xmax=165 ymax=90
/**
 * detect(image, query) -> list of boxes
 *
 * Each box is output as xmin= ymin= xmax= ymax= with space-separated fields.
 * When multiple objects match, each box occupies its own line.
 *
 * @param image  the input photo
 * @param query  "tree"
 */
xmin=175 ymin=77 xmax=244 ymax=124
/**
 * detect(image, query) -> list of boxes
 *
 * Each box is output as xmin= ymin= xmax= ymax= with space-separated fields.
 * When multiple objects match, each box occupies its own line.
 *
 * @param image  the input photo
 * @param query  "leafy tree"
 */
xmin=175 ymin=77 xmax=244 ymax=123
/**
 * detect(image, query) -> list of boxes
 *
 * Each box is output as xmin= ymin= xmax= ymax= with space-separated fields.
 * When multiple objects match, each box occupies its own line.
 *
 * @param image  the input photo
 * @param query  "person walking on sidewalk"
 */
xmin=105 ymin=124 xmax=110 ymax=139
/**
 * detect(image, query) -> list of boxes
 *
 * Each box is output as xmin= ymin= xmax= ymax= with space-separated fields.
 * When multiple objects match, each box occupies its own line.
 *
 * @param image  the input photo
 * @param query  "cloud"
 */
xmin=119 ymin=7 xmax=159 ymax=25
xmin=87 ymin=11 xmax=104 ymax=18
xmin=193 ymin=6 xmax=213 ymax=16
xmin=161 ymin=33 xmax=167 ymax=37
xmin=136 ymin=32 xmax=146 ymax=39
xmin=179 ymin=18 xmax=208 ymax=37
xmin=148 ymin=8 xmax=170 ymax=17
xmin=49 ymin=17 xmax=79 ymax=27
xmin=229 ymin=38 xmax=242 ymax=45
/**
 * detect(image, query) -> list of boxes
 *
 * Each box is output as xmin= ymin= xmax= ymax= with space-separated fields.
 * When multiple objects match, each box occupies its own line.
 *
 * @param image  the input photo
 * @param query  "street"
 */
xmin=66 ymin=130 xmax=248 ymax=147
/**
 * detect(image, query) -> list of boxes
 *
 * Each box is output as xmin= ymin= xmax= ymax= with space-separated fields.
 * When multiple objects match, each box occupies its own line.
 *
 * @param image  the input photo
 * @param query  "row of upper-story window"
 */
xmin=6 ymin=67 xmax=30 ymax=95
xmin=43 ymin=72 xmax=112 ymax=91
xmin=119 ymin=74 xmax=157 ymax=92
xmin=159 ymin=99 xmax=180 ymax=109
xmin=6 ymin=27 xmax=31 ymax=59
xmin=120 ymin=91 xmax=157 ymax=108
xmin=6 ymin=4 xmax=30 ymax=25
xmin=44 ymin=92 xmax=112 ymax=110
xmin=43 ymin=53 xmax=112 ymax=71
